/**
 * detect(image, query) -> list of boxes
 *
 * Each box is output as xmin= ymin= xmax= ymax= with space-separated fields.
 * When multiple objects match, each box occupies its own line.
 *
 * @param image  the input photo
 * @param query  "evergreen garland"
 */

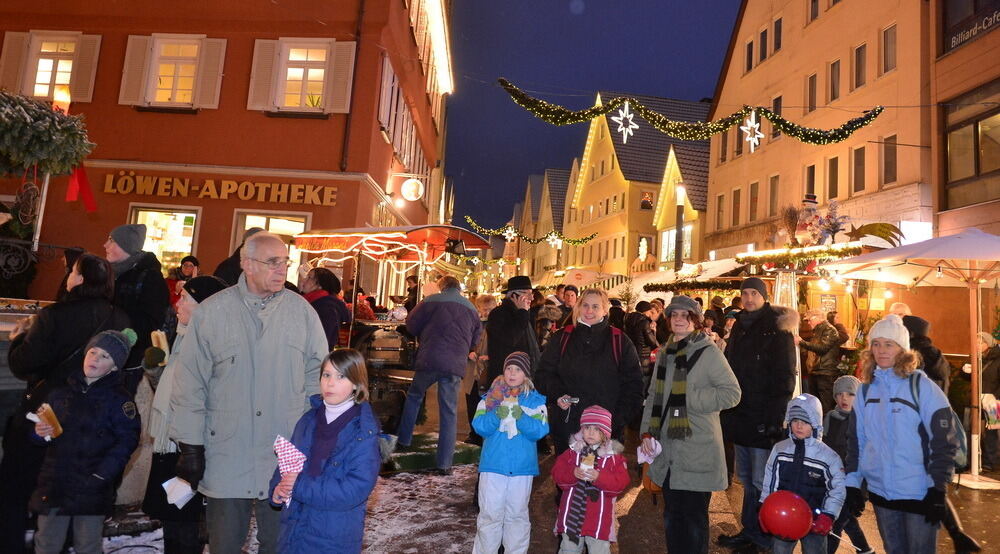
xmin=736 ymin=245 xmax=863 ymax=268
xmin=0 ymin=91 xmax=94 ymax=176
xmin=643 ymin=280 xmax=742 ymax=294
xmin=465 ymin=215 xmax=597 ymax=246
xmin=498 ymin=78 xmax=883 ymax=144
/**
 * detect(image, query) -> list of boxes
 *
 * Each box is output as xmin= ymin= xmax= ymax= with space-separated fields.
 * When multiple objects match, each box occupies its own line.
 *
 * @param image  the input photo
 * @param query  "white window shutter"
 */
xmin=70 ymin=34 xmax=101 ymax=102
xmin=247 ymin=39 xmax=278 ymax=111
xmin=0 ymin=32 xmax=29 ymax=94
xmin=323 ymin=41 xmax=355 ymax=114
xmin=193 ymin=38 xmax=226 ymax=109
xmin=119 ymin=35 xmax=151 ymax=105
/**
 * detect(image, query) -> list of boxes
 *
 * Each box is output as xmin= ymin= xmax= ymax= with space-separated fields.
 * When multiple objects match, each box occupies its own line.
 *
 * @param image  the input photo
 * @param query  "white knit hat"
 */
xmin=869 ymin=314 xmax=910 ymax=351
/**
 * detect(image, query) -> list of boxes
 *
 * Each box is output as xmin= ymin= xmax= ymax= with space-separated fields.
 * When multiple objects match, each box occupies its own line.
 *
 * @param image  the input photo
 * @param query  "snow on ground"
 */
xmin=364 ymin=464 xmax=479 ymax=553
xmin=103 ymin=527 xmax=163 ymax=553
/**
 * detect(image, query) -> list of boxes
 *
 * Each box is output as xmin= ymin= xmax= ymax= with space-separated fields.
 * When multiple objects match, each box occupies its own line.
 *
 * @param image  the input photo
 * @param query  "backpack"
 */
xmin=861 ymin=371 xmax=968 ymax=469
xmin=559 ymin=324 xmax=625 ymax=365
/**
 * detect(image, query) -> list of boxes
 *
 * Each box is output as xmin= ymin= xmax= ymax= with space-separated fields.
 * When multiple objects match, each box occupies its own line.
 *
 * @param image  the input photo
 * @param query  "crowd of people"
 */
xmin=0 ymin=225 xmax=985 ymax=553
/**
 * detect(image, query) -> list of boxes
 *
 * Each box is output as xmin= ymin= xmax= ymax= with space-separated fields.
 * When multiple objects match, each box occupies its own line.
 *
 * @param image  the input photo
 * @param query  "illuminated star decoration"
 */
xmin=610 ymin=101 xmax=640 ymax=144
xmin=740 ymin=109 xmax=765 ymax=152
xmin=502 ymin=226 xmax=517 ymax=242
xmin=546 ymin=232 xmax=563 ymax=249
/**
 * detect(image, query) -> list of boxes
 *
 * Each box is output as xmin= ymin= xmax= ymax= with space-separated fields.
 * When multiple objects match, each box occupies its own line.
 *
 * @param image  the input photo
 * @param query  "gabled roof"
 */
xmin=510 ymin=201 xmax=522 ymax=227
xmin=527 ymin=174 xmax=544 ymax=221
xmin=599 ymin=91 xmax=711 ymax=210
xmin=543 ymin=168 xmax=571 ymax=232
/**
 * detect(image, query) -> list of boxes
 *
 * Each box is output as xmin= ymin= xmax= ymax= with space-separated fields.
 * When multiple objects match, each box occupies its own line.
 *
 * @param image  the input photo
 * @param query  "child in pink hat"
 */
xmin=551 ymin=405 xmax=630 ymax=552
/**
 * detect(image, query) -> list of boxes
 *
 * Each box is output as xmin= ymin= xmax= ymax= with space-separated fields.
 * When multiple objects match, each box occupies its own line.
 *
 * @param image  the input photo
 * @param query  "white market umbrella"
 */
xmin=821 ymin=228 xmax=1000 ymax=485
xmin=562 ymin=268 xmax=618 ymax=288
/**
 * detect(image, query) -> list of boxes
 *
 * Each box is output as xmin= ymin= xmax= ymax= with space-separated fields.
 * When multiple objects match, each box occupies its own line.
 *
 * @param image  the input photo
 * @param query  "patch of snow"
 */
xmin=103 ymin=527 xmax=163 ymax=552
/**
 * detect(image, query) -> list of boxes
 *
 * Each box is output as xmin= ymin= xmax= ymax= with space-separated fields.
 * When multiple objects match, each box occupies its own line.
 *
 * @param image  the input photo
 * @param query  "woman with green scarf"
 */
xmin=639 ymin=294 xmax=741 ymax=554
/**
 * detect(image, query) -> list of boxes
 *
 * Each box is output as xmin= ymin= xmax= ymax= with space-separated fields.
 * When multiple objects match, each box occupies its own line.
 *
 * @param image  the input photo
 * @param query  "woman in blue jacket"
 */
xmin=472 ymin=351 xmax=549 ymax=554
xmin=844 ymin=314 xmax=960 ymax=554
xmin=269 ymin=349 xmax=381 ymax=553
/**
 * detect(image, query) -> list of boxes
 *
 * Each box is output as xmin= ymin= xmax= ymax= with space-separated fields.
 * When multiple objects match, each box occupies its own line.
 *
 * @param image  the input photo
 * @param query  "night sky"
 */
xmin=446 ymin=0 xmax=741 ymax=228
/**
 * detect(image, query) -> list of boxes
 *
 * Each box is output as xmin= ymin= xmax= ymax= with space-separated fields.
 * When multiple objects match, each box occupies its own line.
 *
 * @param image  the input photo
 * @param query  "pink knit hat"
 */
xmin=579 ymin=405 xmax=613 ymax=439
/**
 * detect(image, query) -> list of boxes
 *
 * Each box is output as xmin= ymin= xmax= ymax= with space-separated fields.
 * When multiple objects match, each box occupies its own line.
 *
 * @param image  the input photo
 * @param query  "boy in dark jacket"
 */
xmin=822 ymin=376 xmax=873 ymax=554
xmin=30 ymin=329 xmax=142 ymax=554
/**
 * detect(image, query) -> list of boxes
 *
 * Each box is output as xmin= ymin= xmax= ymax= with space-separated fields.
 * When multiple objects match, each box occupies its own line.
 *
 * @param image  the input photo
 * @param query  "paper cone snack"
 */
xmin=580 ymin=453 xmax=596 ymax=471
xmin=150 ymin=330 xmax=170 ymax=365
xmin=37 ymin=403 xmax=63 ymax=439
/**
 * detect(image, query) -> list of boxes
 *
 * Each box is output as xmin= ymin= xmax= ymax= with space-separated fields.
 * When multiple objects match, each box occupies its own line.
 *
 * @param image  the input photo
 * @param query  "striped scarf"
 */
xmin=483 ymin=375 xmax=523 ymax=412
xmin=646 ymin=336 xmax=693 ymax=440
xmin=564 ymin=445 xmax=601 ymax=544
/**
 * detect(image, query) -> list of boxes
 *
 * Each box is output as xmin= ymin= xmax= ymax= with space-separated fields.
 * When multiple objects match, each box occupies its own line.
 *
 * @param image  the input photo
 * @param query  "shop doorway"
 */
xmin=129 ymin=204 xmax=201 ymax=276
xmin=233 ymin=209 xmax=311 ymax=284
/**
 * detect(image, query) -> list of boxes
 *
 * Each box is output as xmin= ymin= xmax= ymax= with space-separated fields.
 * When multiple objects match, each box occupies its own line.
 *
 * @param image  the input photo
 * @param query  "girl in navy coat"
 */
xmin=269 ymin=349 xmax=381 ymax=554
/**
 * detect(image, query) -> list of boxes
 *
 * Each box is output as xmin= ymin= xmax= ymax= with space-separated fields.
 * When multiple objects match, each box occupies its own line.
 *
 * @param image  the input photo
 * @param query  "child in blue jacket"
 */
xmin=472 ymin=351 xmax=549 ymax=554
xmin=30 ymin=329 xmax=141 ymax=554
xmin=269 ymin=349 xmax=381 ymax=554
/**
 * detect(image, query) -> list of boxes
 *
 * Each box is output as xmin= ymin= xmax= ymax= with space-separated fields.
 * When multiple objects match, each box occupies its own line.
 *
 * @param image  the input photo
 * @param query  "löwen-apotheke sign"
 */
xmin=102 ymin=171 xmax=338 ymax=206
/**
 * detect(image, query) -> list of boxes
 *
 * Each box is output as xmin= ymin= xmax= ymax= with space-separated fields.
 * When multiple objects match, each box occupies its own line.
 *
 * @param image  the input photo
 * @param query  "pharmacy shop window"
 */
xmin=233 ymin=209 xmax=311 ymax=283
xmin=129 ymin=204 xmax=201 ymax=276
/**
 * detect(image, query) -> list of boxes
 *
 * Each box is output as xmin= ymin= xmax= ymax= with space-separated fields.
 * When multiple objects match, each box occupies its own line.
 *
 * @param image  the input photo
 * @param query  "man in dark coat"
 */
xmin=798 ymin=308 xmax=843 ymax=412
xmin=213 ymin=227 xmax=263 ymax=285
xmin=556 ymin=284 xmax=579 ymax=328
xmin=486 ymin=276 xmax=540 ymax=383
xmin=903 ymin=314 xmax=951 ymax=392
xmin=623 ymin=300 xmax=658 ymax=377
xmin=104 ymin=224 xmax=170 ymax=383
xmin=717 ymin=277 xmax=798 ymax=552
xmin=396 ymin=275 xmax=482 ymax=472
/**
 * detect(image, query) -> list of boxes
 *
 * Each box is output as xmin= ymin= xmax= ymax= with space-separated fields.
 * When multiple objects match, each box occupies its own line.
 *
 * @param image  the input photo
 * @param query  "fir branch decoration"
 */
xmin=0 ymin=91 xmax=95 ymax=176
xmin=643 ymin=280 xmax=743 ymax=294
xmin=464 ymin=215 xmax=597 ymax=246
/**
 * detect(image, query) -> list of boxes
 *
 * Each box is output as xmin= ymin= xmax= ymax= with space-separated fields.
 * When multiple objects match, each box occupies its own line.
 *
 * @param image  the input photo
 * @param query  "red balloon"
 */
xmin=759 ymin=490 xmax=814 ymax=541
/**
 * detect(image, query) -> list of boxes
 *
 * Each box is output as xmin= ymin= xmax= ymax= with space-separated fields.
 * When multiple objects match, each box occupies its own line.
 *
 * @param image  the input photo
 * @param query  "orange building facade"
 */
xmin=0 ymin=0 xmax=453 ymax=299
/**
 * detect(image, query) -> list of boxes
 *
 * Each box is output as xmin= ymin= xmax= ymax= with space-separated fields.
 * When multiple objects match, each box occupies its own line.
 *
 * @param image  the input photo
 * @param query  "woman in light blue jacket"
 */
xmin=844 ymin=315 xmax=960 ymax=554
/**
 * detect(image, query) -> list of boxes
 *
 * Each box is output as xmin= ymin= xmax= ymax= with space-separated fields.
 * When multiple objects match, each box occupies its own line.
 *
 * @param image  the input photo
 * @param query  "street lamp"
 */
xmin=674 ymin=185 xmax=686 ymax=272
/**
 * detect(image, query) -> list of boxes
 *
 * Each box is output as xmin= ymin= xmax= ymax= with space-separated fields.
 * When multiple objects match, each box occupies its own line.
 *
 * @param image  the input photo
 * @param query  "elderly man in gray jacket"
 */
xmin=170 ymin=232 xmax=328 ymax=554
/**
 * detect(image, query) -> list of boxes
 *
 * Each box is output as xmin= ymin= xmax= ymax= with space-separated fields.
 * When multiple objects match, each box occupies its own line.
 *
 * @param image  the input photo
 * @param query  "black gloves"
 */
xmin=143 ymin=347 xmax=166 ymax=369
xmin=764 ymin=424 xmax=786 ymax=441
xmin=922 ymin=487 xmax=946 ymax=525
xmin=176 ymin=442 xmax=206 ymax=489
xmin=845 ymin=487 xmax=866 ymax=517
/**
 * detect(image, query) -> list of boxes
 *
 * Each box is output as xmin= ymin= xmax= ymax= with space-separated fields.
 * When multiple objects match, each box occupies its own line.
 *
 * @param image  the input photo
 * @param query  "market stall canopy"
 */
xmin=632 ymin=258 xmax=745 ymax=289
xmin=562 ymin=268 xmax=621 ymax=287
xmin=294 ymin=225 xmax=490 ymax=262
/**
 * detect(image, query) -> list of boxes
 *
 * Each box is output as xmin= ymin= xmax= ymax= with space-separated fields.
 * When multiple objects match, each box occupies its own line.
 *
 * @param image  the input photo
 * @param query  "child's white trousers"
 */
xmin=473 ymin=472 xmax=533 ymax=554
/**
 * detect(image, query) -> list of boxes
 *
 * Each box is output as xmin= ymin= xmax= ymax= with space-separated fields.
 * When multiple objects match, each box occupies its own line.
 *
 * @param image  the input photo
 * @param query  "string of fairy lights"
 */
xmin=464 ymin=215 xmax=597 ymax=247
xmin=497 ymin=78 xmax=884 ymax=145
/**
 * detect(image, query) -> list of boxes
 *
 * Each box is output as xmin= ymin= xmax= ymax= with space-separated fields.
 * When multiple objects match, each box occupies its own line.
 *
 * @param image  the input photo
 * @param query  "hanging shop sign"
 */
xmin=102 ymin=171 xmax=338 ymax=206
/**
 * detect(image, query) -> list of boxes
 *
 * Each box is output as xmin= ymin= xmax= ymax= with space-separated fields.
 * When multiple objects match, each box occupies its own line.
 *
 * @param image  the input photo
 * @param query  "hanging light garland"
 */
xmin=465 ymin=215 xmax=596 ymax=246
xmin=498 ymin=78 xmax=883 ymax=145
xmin=452 ymin=253 xmax=522 ymax=268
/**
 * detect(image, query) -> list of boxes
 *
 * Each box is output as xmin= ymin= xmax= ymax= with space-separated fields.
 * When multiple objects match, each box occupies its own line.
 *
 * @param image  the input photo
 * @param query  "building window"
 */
xmin=600 ymin=160 xmax=606 ymax=176
xmin=768 ymin=175 xmax=780 ymax=216
xmin=377 ymin=56 xmax=429 ymax=177
xmin=732 ymin=189 xmax=742 ymax=226
xmin=759 ymin=29 xmax=769 ymax=62
xmin=882 ymin=25 xmax=897 ymax=73
xmin=828 ymin=156 xmax=839 ymax=199
xmin=119 ymin=34 xmax=226 ymax=109
xmin=807 ymin=74 xmax=817 ymax=113
xmin=809 ymin=0 xmax=820 ymax=22
xmin=246 ymin=38 xmax=355 ymax=113
xmin=749 ymin=181 xmax=759 ymax=222
xmin=150 ymin=39 xmax=199 ymax=104
xmin=735 ymin=127 xmax=744 ymax=156
xmin=772 ymin=96 xmax=782 ymax=137
xmin=854 ymin=44 xmax=867 ymax=89
xmin=590 ymin=167 xmax=595 ymax=182
xmin=235 ymin=211 xmax=310 ymax=283
xmin=611 ymin=154 xmax=616 ymax=170
xmin=29 ymin=39 xmax=75 ymax=98
xmin=745 ymin=41 xmax=754 ymax=72
xmin=3 ymin=31 xmax=102 ymax=102
xmin=805 ymin=164 xmax=816 ymax=195
xmin=720 ymin=129 xmax=729 ymax=162
xmin=130 ymin=205 xmax=200 ymax=275
xmin=774 ymin=18 xmax=783 ymax=52
xmin=853 ymin=146 xmax=866 ymax=192
xmin=716 ymin=194 xmax=725 ymax=231
xmin=883 ymin=134 xmax=897 ymax=184
xmin=945 ymin=108 xmax=1000 ymax=208
xmin=659 ymin=225 xmax=692 ymax=262
xmin=600 ymin=124 xmax=605 ymax=140
xmin=830 ymin=60 xmax=840 ymax=102
xmin=640 ymin=192 xmax=655 ymax=210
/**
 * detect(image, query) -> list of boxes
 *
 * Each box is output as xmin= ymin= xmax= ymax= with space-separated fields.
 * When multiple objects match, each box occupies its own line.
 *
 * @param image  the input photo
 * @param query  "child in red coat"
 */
xmin=551 ymin=405 xmax=630 ymax=553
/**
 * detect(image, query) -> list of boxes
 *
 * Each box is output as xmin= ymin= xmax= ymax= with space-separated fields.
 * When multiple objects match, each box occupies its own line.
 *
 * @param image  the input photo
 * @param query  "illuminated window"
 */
xmin=119 ymin=33 xmax=225 ymax=109
xmin=247 ymin=38 xmax=355 ymax=114
xmin=640 ymin=192 xmax=654 ymax=210
xmin=31 ymin=40 xmax=75 ymax=98
xmin=130 ymin=205 xmax=200 ymax=276
xmin=749 ymin=181 xmax=759 ymax=222
xmin=282 ymin=45 xmax=328 ymax=109
xmin=151 ymin=40 xmax=199 ymax=104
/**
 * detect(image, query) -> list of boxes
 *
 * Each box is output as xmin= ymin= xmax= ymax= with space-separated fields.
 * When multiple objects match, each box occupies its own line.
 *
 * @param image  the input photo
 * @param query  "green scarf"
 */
xmin=646 ymin=335 xmax=703 ymax=440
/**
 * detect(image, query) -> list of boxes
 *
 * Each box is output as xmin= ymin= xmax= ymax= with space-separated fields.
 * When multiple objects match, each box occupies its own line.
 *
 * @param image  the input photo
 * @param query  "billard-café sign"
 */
xmin=103 ymin=171 xmax=338 ymax=206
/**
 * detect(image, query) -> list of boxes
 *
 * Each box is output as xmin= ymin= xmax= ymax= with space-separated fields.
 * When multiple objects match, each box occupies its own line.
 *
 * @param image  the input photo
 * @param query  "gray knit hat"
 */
xmin=740 ymin=277 xmax=768 ymax=300
xmin=110 ymin=224 xmax=147 ymax=255
xmin=665 ymin=295 xmax=702 ymax=319
xmin=85 ymin=328 xmax=137 ymax=370
xmin=833 ymin=375 xmax=861 ymax=397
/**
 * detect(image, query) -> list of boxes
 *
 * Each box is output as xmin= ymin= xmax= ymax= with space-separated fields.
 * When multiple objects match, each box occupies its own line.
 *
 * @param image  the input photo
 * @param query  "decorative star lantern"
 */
xmin=546 ymin=232 xmax=563 ymax=249
xmin=610 ymin=101 xmax=640 ymax=144
xmin=502 ymin=226 xmax=518 ymax=242
xmin=740 ymin=109 xmax=765 ymax=153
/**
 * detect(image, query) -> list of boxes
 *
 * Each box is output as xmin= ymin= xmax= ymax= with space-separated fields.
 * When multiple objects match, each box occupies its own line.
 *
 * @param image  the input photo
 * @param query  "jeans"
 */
xmin=772 ymin=533 xmax=826 ymax=554
xmin=873 ymin=505 xmax=939 ymax=554
xmin=397 ymin=371 xmax=462 ymax=469
xmin=661 ymin=475 xmax=711 ymax=554
xmin=34 ymin=514 xmax=105 ymax=554
xmin=734 ymin=445 xmax=771 ymax=548
xmin=828 ymin=510 xmax=870 ymax=553
xmin=205 ymin=497 xmax=281 ymax=554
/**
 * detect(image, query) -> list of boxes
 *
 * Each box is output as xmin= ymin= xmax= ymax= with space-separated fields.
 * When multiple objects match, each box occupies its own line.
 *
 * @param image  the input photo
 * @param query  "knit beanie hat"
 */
xmin=665 ymin=295 xmax=702 ymax=319
xmin=740 ymin=277 xmax=768 ymax=300
xmin=869 ymin=314 xmax=910 ymax=351
xmin=110 ymin=224 xmax=147 ymax=255
xmin=183 ymin=275 xmax=229 ymax=303
xmin=504 ymin=351 xmax=533 ymax=378
xmin=833 ymin=375 xmax=861 ymax=397
xmin=86 ymin=328 xmax=137 ymax=370
xmin=579 ymin=405 xmax=613 ymax=439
